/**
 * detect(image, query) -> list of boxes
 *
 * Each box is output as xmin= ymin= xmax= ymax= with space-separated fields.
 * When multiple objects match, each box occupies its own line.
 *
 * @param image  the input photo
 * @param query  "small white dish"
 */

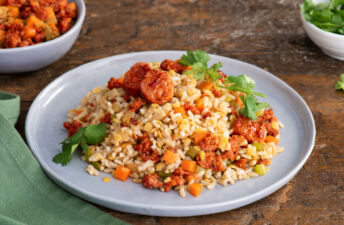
xmin=0 ymin=0 xmax=86 ymax=74
xmin=25 ymin=51 xmax=316 ymax=216
xmin=301 ymin=9 xmax=344 ymax=60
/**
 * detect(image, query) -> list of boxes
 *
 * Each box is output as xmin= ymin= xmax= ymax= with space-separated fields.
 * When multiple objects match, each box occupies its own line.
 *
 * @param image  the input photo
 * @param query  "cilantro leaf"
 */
xmin=53 ymin=122 xmax=107 ymax=166
xmin=180 ymin=50 xmax=223 ymax=81
xmin=179 ymin=49 xmax=210 ymax=67
xmin=184 ymin=62 xmax=207 ymax=80
xmin=53 ymin=142 xmax=79 ymax=166
xmin=85 ymin=123 xmax=107 ymax=145
xmin=220 ymin=74 xmax=266 ymax=97
xmin=207 ymin=62 xmax=223 ymax=81
xmin=301 ymin=0 xmax=344 ymax=34
xmin=335 ymin=73 xmax=344 ymax=91
xmin=239 ymin=95 xmax=270 ymax=120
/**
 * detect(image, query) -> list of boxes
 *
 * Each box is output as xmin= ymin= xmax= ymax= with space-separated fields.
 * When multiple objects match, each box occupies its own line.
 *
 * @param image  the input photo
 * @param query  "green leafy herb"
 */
xmin=220 ymin=75 xmax=266 ymax=97
xmin=301 ymin=0 xmax=344 ymax=34
xmin=179 ymin=50 xmax=222 ymax=81
xmin=239 ymin=95 xmax=270 ymax=120
xmin=178 ymin=50 xmax=270 ymax=120
xmin=335 ymin=73 xmax=344 ymax=91
xmin=53 ymin=123 xmax=107 ymax=166
xmin=179 ymin=50 xmax=210 ymax=67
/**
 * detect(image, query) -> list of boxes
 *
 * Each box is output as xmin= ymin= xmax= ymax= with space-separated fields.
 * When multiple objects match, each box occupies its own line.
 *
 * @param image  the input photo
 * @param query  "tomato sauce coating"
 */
xmin=160 ymin=59 xmax=186 ymax=74
xmin=123 ymin=62 xmax=151 ymax=96
xmin=140 ymin=69 xmax=174 ymax=104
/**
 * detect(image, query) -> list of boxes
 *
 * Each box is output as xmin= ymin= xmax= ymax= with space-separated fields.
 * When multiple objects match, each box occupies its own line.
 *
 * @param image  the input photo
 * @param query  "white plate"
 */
xmin=26 ymin=51 xmax=315 ymax=216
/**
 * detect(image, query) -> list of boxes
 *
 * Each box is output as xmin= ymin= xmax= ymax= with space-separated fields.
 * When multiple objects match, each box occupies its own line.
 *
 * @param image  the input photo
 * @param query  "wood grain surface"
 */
xmin=1 ymin=0 xmax=343 ymax=224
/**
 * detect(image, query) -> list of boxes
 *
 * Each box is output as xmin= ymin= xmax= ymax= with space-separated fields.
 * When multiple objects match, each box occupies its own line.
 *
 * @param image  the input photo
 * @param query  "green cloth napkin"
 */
xmin=0 ymin=91 xmax=128 ymax=225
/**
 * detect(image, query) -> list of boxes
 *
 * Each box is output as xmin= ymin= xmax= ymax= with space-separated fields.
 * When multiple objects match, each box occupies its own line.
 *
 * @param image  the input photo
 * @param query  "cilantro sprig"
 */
xmin=53 ymin=123 xmax=107 ymax=166
xmin=178 ymin=50 xmax=270 ymax=120
xmin=301 ymin=0 xmax=344 ymax=34
xmin=335 ymin=74 xmax=344 ymax=91
xmin=179 ymin=50 xmax=223 ymax=81
xmin=219 ymin=75 xmax=266 ymax=97
xmin=239 ymin=95 xmax=270 ymax=120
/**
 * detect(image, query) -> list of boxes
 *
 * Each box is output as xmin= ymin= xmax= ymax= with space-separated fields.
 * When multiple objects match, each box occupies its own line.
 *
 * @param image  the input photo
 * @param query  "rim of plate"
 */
xmin=25 ymin=50 xmax=316 ymax=215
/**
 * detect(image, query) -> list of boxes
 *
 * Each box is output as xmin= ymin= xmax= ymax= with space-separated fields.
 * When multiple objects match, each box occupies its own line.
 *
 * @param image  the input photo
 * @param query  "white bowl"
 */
xmin=301 ymin=10 xmax=344 ymax=60
xmin=0 ymin=0 xmax=86 ymax=74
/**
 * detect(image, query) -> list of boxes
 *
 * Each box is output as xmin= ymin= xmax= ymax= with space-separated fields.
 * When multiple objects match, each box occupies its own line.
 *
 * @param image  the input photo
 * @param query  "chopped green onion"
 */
xmin=252 ymin=143 xmax=264 ymax=151
xmin=157 ymin=171 xmax=171 ymax=179
xmin=186 ymin=146 xmax=201 ymax=159
xmin=254 ymin=164 xmax=267 ymax=175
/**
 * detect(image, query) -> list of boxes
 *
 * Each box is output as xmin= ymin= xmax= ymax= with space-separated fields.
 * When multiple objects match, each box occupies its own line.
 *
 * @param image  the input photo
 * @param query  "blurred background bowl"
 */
xmin=301 ymin=10 xmax=344 ymax=61
xmin=0 ymin=0 xmax=86 ymax=74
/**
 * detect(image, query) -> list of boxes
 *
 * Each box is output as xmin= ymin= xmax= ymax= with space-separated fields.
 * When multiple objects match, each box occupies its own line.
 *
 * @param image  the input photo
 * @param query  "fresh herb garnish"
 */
xmin=219 ymin=75 xmax=266 ymax=97
xmin=301 ymin=0 xmax=344 ymax=34
xmin=335 ymin=74 xmax=344 ymax=91
xmin=179 ymin=50 xmax=222 ymax=81
xmin=178 ymin=50 xmax=270 ymax=120
xmin=53 ymin=123 xmax=107 ymax=166
xmin=239 ymin=95 xmax=270 ymax=120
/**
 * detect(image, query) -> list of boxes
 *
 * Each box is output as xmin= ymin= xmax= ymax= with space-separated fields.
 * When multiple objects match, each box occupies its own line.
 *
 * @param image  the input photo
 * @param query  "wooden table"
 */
xmin=1 ymin=0 xmax=343 ymax=224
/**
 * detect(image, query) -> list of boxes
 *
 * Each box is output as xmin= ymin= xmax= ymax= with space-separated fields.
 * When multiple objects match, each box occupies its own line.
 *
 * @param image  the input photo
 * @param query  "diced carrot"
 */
xmin=163 ymin=149 xmax=178 ymax=165
xmin=23 ymin=26 xmax=36 ymax=39
xmin=26 ymin=15 xmax=43 ymax=29
xmin=7 ymin=6 xmax=19 ymax=18
xmin=185 ymin=174 xmax=199 ymax=183
xmin=199 ymin=81 xmax=213 ymax=91
xmin=193 ymin=130 xmax=208 ymax=145
xmin=65 ymin=2 xmax=76 ymax=18
xmin=113 ymin=165 xmax=131 ymax=181
xmin=181 ymin=160 xmax=196 ymax=172
xmin=195 ymin=98 xmax=205 ymax=112
xmin=173 ymin=107 xmax=185 ymax=115
xmin=265 ymin=136 xmax=279 ymax=144
xmin=75 ymin=109 xmax=82 ymax=116
xmin=235 ymin=94 xmax=244 ymax=106
xmin=189 ymin=183 xmax=203 ymax=197
xmin=45 ymin=7 xmax=57 ymax=24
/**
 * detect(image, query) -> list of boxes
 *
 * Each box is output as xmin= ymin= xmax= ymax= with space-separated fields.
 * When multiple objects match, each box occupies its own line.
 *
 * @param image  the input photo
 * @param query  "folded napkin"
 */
xmin=0 ymin=91 xmax=127 ymax=225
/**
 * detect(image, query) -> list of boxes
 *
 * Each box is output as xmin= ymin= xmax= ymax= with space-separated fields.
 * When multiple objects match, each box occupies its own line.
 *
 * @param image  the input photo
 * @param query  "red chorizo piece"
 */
xmin=129 ymin=97 xmax=145 ymax=112
xmin=196 ymin=151 xmax=214 ymax=169
xmin=33 ymin=29 xmax=45 ymax=43
xmin=134 ymin=133 xmax=160 ymax=163
xmin=123 ymin=62 xmax=151 ymax=96
xmin=142 ymin=173 xmax=163 ymax=189
xmin=196 ymin=152 xmax=224 ymax=171
xmin=235 ymin=158 xmax=247 ymax=170
xmin=140 ymin=69 xmax=174 ymax=104
xmin=160 ymin=59 xmax=186 ymax=74
xmin=233 ymin=116 xmax=267 ymax=143
xmin=63 ymin=120 xmax=82 ymax=137
xmin=58 ymin=17 xmax=72 ymax=34
xmin=259 ymin=109 xmax=279 ymax=137
xmin=183 ymin=102 xmax=200 ymax=115
xmin=130 ymin=118 xmax=138 ymax=126
xmin=5 ymin=0 xmax=25 ymax=7
xmin=107 ymin=77 xmax=124 ymax=89
xmin=199 ymin=133 xmax=219 ymax=152
xmin=257 ymin=158 xmax=271 ymax=166
xmin=99 ymin=113 xmax=111 ymax=124
xmin=163 ymin=175 xmax=185 ymax=192
xmin=222 ymin=135 xmax=242 ymax=161
xmin=213 ymin=154 xmax=225 ymax=172
xmin=141 ymin=150 xmax=160 ymax=163
xmin=211 ymin=88 xmax=223 ymax=98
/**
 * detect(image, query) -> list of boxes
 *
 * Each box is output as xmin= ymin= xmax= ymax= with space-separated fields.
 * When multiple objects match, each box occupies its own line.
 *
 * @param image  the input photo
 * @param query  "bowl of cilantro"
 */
xmin=301 ymin=0 xmax=344 ymax=60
